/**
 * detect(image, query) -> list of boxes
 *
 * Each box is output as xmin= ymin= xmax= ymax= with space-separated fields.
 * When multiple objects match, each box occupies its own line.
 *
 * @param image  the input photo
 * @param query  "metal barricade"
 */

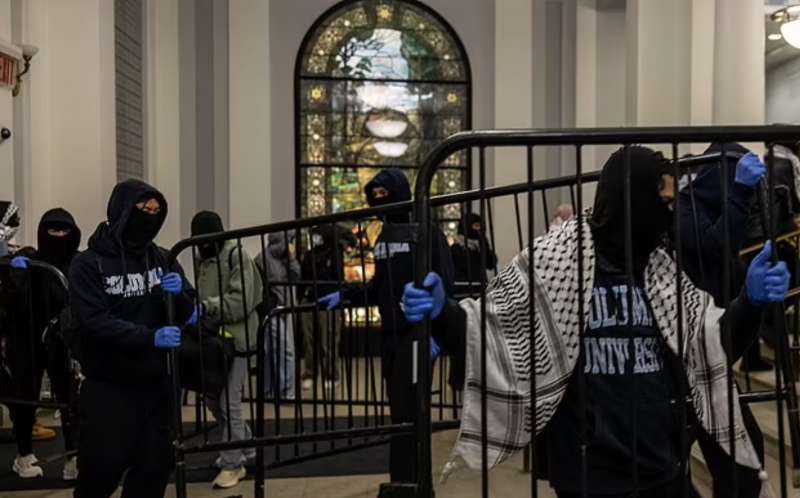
xmin=167 ymin=125 xmax=800 ymax=498
xmin=412 ymin=126 xmax=800 ymax=498
xmin=0 ymin=259 xmax=78 ymax=466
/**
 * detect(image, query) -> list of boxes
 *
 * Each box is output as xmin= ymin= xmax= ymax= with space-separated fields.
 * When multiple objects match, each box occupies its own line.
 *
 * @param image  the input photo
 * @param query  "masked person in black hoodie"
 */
xmin=450 ymin=212 xmax=498 ymax=296
xmin=3 ymin=209 xmax=82 ymax=480
xmin=319 ymin=168 xmax=455 ymax=491
xmin=404 ymin=147 xmax=789 ymax=497
xmin=70 ymin=180 xmax=194 ymax=498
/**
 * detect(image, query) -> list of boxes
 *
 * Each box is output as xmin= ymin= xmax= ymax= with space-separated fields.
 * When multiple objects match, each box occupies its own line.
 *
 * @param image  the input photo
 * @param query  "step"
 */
xmin=690 ymin=441 xmax=800 ymax=494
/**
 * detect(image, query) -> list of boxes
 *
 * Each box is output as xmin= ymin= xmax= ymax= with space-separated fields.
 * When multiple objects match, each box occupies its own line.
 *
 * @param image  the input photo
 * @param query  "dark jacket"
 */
xmin=299 ymin=224 xmax=355 ymax=300
xmin=744 ymin=144 xmax=800 ymax=244
xmin=678 ymin=143 xmax=755 ymax=305
xmin=70 ymin=180 xmax=193 ymax=386
xmin=450 ymin=213 xmax=498 ymax=295
xmin=344 ymin=169 xmax=455 ymax=336
xmin=0 ymin=209 xmax=81 ymax=397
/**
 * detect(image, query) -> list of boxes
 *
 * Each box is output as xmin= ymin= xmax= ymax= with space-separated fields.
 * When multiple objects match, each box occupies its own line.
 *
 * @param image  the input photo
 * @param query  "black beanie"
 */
xmin=191 ymin=211 xmax=224 ymax=236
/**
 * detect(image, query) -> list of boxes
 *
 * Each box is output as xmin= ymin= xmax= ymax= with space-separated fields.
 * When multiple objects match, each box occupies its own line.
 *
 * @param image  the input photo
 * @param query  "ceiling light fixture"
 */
xmin=768 ymin=33 xmax=783 ymax=41
xmin=773 ymin=5 xmax=800 ymax=48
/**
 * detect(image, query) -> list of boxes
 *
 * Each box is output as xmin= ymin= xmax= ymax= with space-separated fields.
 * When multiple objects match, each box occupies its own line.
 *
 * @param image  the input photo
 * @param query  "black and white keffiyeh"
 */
xmin=449 ymin=214 xmax=765 ymax=487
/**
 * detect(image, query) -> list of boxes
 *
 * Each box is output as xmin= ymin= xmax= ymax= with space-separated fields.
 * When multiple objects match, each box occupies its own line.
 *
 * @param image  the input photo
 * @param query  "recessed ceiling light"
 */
xmin=769 ymin=33 xmax=783 ymax=41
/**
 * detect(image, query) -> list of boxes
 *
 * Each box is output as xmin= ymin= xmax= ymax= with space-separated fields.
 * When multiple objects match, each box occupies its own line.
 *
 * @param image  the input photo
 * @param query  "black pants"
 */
xmin=74 ymin=379 xmax=173 ymax=498
xmin=555 ymin=474 xmax=701 ymax=498
xmin=7 ymin=340 xmax=77 ymax=456
xmin=382 ymin=330 xmax=420 ymax=484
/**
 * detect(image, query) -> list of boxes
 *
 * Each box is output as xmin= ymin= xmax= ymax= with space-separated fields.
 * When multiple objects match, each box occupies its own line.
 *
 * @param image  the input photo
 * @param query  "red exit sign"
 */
xmin=0 ymin=54 xmax=16 ymax=88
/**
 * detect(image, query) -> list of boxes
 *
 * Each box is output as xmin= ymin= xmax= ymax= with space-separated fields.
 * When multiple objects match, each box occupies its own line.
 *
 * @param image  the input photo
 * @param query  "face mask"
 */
xmin=591 ymin=146 xmax=672 ymax=272
xmin=123 ymin=208 xmax=161 ymax=252
xmin=198 ymin=243 xmax=219 ymax=260
xmin=39 ymin=234 xmax=73 ymax=267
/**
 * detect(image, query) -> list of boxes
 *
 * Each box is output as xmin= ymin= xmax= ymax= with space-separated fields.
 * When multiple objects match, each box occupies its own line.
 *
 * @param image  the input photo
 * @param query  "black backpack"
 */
xmin=179 ymin=316 xmax=236 ymax=397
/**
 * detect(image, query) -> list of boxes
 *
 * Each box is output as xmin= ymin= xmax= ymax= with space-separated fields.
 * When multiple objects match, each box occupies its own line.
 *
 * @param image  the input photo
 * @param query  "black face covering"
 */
xmin=39 ymin=226 xmax=74 ymax=268
xmin=123 ymin=208 xmax=162 ymax=253
xmin=198 ymin=243 xmax=219 ymax=260
xmin=191 ymin=210 xmax=225 ymax=260
xmin=591 ymin=146 xmax=673 ymax=273
xmin=460 ymin=213 xmax=483 ymax=240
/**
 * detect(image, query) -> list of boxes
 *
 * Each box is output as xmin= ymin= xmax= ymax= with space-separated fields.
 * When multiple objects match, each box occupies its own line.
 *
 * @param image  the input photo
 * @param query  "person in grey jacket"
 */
xmin=255 ymin=232 xmax=300 ymax=400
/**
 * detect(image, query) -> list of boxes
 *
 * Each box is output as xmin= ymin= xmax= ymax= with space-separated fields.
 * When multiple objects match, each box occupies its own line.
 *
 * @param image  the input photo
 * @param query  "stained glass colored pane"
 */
xmin=297 ymin=0 xmax=472 ymax=279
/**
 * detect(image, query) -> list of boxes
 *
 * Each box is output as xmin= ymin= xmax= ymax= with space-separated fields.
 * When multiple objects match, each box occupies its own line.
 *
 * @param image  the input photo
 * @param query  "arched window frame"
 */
xmin=293 ymin=0 xmax=473 ymax=228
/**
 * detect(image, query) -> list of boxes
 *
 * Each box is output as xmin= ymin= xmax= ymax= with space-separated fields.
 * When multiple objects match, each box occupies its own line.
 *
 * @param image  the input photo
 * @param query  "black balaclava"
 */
xmin=191 ymin=211 xmax=225 ymax=260
xmin=459 ymin=212 xmax=482 ymax=240
xmin=37 ymin=208 xmax=81 ymax=270
xmin=590 ymin=146 xmax=673 ymax=273
xmin=123 ymin=203 xmax=163 ymax=254
xmin=365 ymin=168 xmax=412 ymax=223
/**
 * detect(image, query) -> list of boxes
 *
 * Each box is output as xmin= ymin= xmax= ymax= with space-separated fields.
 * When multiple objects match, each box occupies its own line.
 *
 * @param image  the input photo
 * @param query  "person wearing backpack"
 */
xmin=191 ymin=210 xmax=263 ymax=489
xmin=70 ymin=180 xmax=195 ymax=498
xmin=255 ymin=232 xmax=300 ymax=400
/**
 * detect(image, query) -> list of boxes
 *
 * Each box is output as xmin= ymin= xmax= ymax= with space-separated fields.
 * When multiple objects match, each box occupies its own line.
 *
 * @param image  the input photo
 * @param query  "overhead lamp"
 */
xmin=768 ymin=33 xmax=783 ymax=41
xmin=773 ymin=6 xmax=800 ymax=49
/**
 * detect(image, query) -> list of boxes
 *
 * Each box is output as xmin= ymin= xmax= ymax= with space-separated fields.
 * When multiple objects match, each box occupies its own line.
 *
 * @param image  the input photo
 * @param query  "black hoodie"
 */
xmin=344 ymin=169 xmax=455 ymax=337
xmin=677 ymin=143 xmax=755 ymax=305
xmin=450 ymin=212 xmax=498 ymax=294
xmin=69 ymin=180 xmax=193 ymax=386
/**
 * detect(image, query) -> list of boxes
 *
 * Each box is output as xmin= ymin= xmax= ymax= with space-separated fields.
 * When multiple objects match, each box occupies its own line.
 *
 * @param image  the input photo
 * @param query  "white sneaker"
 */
xmin=213 ymin=466 xmax=246 ymax=489
xmin=12 ymin=454 xmax=43 ymax=479
xmin=302 ymin=378 xmax=314 ymax=390
xmin=62 ymin=456 xmax=78 ymax=481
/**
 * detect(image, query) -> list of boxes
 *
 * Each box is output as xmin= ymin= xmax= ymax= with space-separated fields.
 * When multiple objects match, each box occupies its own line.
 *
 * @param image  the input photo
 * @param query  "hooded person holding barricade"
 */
xmin=2 ymin=208 xmax=82 ymax=480
xmin=403 ymin=146 xmax=790 ymax=498
xmin=318 ymin=168 xmax=456 ymax=493
xmin=70 ymin=180 xmax=194 ymax=498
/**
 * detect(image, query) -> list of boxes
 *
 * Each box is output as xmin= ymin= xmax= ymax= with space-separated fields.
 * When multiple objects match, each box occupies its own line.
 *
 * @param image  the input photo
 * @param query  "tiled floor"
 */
xmin=7 ymin=431 xmax=561 ymax=498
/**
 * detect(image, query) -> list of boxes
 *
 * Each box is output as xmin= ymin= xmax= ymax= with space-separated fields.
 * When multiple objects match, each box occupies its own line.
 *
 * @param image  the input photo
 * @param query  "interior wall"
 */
xmin=766 ymin=56 xmax=800 ymax=124
xmin=9 ymin=0 xmax=117 ymax=247
xmin=269 ymin=0 xmax=496 ymax=223
xmin=593 ymin=1 xmax=626 ymax=169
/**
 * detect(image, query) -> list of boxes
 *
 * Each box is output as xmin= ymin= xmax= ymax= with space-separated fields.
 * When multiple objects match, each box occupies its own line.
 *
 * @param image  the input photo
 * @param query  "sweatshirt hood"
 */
xmin=365 ymin=168 xmax=412 ymax=206
xmin=365 ymin=168 xmax=412 ymax=222
xmin=590 ymin=145 xmax=672 ymax=272
xmin=684 ymin=142 xmax=751 ymax=214
xmin=37 ymin=208 xmax=81 ymax=268
xmin=89 ymin=179 xmax=167 ymax=256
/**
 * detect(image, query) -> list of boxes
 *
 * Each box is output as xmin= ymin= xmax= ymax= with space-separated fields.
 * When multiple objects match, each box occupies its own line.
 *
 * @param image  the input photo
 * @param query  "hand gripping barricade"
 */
xmin=167 ymin=125 xmax=800 ymax=498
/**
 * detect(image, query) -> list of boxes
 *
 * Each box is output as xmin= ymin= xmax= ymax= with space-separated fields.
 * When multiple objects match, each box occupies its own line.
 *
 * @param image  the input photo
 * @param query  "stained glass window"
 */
xmin=297 ymin=0 xmax=470 ymax=222
xmin=296 ymin=1 xmax=471 ymax=324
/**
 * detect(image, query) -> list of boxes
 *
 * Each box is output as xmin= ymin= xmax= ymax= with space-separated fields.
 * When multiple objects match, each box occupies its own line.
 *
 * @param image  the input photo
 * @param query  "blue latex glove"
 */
xmin=160 ymin=272 xmax=183 ymax=295
xmin=154 ymin=326 xmax=181 ymax=349
xmin=186 ymin=304 xmax=205 ymax=327
xmin=431 ymin=337 xmax=442 ymax=362
xmin=735 ymin=152 xmax=767 ymax=188
xmin=10 ymin=256 xmax=30 ymax=269
xmin=402 ymin=272 xmax=446 ymax=323
xmin=746 ymin=241 xmax=791 ymax=304
xmin=318 ymin=291 xmax=341 ymax=310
